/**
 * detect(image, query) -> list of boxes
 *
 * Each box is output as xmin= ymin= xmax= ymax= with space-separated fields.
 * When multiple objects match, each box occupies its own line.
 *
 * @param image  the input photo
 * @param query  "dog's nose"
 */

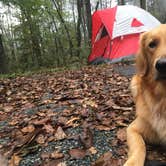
xmin=155 ymin=58 xmax=166 ymax=73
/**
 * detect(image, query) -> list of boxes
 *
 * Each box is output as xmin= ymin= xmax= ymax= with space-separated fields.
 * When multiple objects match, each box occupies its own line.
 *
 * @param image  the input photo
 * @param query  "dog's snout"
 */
xmin=155 ymin=58 xmax=166 ymax=73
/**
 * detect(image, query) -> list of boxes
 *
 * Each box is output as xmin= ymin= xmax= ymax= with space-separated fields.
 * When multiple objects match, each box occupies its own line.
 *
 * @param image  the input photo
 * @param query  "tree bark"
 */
xmin=84 ymin=0 xmax=92 ymax=43
xmin=46 ymin=7 xmax=65 ymax=62
xmin=140 ymin=0 xmax=146 ymax=10
xmin=95 ymin=1 xmax=100 ymax=11
xmin=71 ymin=0 xmax=77 ymax=33
xmin=76 ymin=0 xmax=82 ymax=56
xmin=118 ymin=0 xmax=125 ymax=5
xmin=20 ymin=6 xmax=42 ymax=67
xmin=99 ymin=0 xmax=103 ymax=8
xmin=0 ymin=34 xmax=7 ymax=74
xmin=26 ymin=13 xmax=42 ymax=67
xmin=51 ymin=0 xmax=73 ymax=57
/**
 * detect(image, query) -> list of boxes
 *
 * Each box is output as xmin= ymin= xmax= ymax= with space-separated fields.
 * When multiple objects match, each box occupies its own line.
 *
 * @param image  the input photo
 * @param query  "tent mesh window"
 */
xmin=101 ymin=26 xmax=108 ymax=38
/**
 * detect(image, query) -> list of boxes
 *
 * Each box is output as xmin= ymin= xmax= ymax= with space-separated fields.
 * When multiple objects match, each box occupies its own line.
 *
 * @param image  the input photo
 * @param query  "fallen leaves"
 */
xmin=88 ymin=146 xmax=98 ymax=155
xmin=66 ymin=117 xmax=80 ymax=127
xmin=0 ymin=154 xmax=7 ymax=166
xmin=54 ymin=126 xmax=67 ymax=141
xmin=50 ymin=151 xmax=64 ymax=159
xmin=0 ymin=63 xmax=164 ymax=165
xmin=80 ymin=127 xmax=93 ymax=149
xmin=21 ymin=124 xmax=35 ymax=133
xmin=44 ymin=124 xmax=55 ymax=133
xmin=117 ymin=128 xmax=127 ymax=142
xmin=9 ymin=154 xmax=21 ymax=166
xmin=36 ymin=134 xmax=46 ymax=144
xmin=3 ymin=105 xmax=13 ymax=113
xmin=69 ymin=148 xmax=86 ymax=159
xmin=92 ymin=151 xmax=125 ymax=166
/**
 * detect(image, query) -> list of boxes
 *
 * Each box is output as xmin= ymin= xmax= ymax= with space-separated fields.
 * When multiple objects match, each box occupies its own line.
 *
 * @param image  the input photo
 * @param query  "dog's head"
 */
xmin=137 ymin=24 xmax=166 ymax=81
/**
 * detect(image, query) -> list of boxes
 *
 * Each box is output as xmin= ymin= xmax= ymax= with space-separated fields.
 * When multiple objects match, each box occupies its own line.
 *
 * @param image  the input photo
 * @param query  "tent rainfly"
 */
xmin=88 ymin=5 xmax=161 ymax=64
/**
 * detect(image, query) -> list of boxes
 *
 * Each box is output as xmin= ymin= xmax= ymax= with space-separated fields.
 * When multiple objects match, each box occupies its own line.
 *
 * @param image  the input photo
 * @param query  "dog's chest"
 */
xmin=151 ymin=116 xmax=166 ymax=142
xmin=151 ymin=101 xmax=166 ymax=143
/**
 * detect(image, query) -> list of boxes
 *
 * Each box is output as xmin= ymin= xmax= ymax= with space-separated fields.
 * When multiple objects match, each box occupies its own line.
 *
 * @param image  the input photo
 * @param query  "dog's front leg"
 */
xmin=124 ymin=119 xmax=146 ymax=166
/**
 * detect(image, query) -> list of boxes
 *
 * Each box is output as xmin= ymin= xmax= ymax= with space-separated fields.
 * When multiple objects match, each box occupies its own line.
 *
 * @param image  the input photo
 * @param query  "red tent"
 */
xmin=88 ymin=5 xmax=160 ymax=64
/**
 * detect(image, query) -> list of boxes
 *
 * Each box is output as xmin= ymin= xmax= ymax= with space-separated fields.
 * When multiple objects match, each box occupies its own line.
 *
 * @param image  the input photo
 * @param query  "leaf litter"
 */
xmin=0 ymin=63 xmax=165 ymax=166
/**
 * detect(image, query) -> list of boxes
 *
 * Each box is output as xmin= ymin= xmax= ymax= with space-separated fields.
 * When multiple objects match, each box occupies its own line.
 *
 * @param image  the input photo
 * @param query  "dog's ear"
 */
xmin=136 ymin=32 xmax=149 ymax=76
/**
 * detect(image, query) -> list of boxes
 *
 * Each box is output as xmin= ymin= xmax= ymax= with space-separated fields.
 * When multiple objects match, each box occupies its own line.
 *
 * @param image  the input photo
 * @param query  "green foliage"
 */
xmin=0 ymin=0 xmax=90 ymax=73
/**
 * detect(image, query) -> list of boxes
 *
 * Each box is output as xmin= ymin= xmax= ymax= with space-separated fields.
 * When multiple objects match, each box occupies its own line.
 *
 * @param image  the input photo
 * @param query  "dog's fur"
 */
xmin=124 ymin=24 xmax=166 ymax=166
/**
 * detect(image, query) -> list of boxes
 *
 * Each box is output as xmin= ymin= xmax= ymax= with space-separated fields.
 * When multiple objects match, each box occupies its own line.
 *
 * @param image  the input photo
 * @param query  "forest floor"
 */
xmin=0 ymin=63 xmax=166 ymax=166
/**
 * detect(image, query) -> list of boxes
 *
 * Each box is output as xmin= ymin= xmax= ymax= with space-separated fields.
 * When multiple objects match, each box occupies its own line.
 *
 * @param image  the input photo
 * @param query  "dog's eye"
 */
xmin=148 ymin=40 xmax=158 ymax=49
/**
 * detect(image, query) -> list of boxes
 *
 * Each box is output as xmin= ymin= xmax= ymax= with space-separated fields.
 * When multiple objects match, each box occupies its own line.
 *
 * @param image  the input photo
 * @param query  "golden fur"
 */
xmin=124 ymin=24 xmax=166 ymax=166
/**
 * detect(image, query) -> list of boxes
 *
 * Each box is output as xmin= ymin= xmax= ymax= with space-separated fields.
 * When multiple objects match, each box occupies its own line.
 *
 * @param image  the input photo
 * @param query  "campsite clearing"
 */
xmin=0 ymin=63 xmax=166 ymax=166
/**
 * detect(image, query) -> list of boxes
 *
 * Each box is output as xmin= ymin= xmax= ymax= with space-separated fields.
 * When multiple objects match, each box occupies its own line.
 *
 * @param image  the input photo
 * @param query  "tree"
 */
xmin=140 ymin=0 xmax=146 ymax=10
xmin=0 ymin=0 xmax=94 ymax=72
xmin=0 ymin=34 xmax=7 ymax=73
xmin=118 ymin=0 xmax=125 ymax=5
xmin=84 ymin=0 xmax=92 ymax=42
xmin=51 ymin=0 xmax=74 ymax=57
xmin=76 ymin=0 xmax=82 ymax=56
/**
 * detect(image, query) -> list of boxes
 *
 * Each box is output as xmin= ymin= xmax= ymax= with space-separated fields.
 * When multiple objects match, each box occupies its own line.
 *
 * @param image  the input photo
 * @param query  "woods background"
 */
xmin=0 ymin=0 xmax=165 ymax=74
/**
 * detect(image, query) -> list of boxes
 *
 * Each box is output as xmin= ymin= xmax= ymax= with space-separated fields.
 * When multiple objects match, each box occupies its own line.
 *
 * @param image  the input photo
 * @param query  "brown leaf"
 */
xmin=9 ymin=154 xmax=21 ymax=166
xmin=43 ymin=159 xmax=63 ymax=166
xmin=32 ymin=117 xmax=50 ymax=125
xmin=57 ymin=162 xmax=66 ymax=166
xmin=112 ymin=105 xmax=132 ymax=111
xmin=21 ymin=103 xmax=35 ymax=111
xmin=9 ymin=119 xmax=19 ymax=126
xmin=50 ymin=151 xmax=64 ymax=159
xmin=66 ymin=117 xmax=80 ymax=127
xmin=80 ymin=108 xmax=89 ymax=118
xmin=0 ymin=154 xmax=7 ymax=166
xmin=116 ymin=120 xmax=128 ymax=127
xmin=92 ymin=151 xmax=113 ymax=166
xmin=21 ymin=124 xmax=35 ymax=133
xmin=88 ymin=146 xmax=97 ymax=155
xmin=83 ymin=100 xmax=98 ymax=108
xmin=69 ymin=149 xmax=86 ymax=159
xmin=92 ymin=151 xmax=125 ymax=166
xmin=11 ymin=128 xmax=42 ymax=156
xmin=3 ymin=106 xmax=13 ymax=113
xmin=37 ymin=112 xmax=46 ymax=117
xmin=44 ymin=124 xmax=55 ymax=133
xmin=117 ymin=128 xmax=126 ymax=142
xmin=36 ymin=134 xmax=45 ymax=144
xmin=57 ymin=117 xmax=68 ymax=125
xmin=54 ymin=126 xmax=67 ymax=141
xmin=47 ymin=136 xmax=55 ymax=142
xmin=95 ymin=125 xmax=111 ymax=131
xmin=80 ymin=127 xmax=93 ymax=149
xmin=41 ymin=152 xmax=50 ymax=160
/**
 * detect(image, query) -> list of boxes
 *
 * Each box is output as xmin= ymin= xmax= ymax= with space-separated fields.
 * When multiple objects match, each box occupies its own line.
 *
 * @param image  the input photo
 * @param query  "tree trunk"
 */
xmin=140 ymin=0 xmax=146 ymax=10
xmin=0 ymin=34 xmax=7 ymax=74
xmin=72 ymin=0 xmax=77 ymax=33
xmin=76 ymin=0 xmax=82 ymax=56
xmin=84 ymin=0 xmax=92 ymax=43
xmin=118 ymin=0 xmax=125 ymax=5
xmin=26 ymin=14 xmax=42 ymax=67
xmin=51 ymin=0 xmax=73 ymax=57
xmin=95 ymin=1 xmax=100 ymax=11
xmin=21 ymin=7 xmax=42 ymax=67
xmin=46 ymin=7 xmax=65 ymax=59
xmin=99 ymin=0 xmax=103 ymax=8
xmin=81 ymin=9 xmax=87 ymax=45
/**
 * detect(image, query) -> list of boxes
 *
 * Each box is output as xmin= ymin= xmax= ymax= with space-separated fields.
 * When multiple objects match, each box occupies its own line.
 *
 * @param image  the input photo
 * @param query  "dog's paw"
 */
xmin=123 ymin=160 xmax=134 ymax=166
xmin=124 ymin=158 xmax=144 ymax=166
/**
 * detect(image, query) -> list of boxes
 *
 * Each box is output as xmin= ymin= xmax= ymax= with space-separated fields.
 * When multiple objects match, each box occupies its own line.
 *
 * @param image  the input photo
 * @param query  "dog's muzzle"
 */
xmin=155 ymin=58 xmax=166 ymax=79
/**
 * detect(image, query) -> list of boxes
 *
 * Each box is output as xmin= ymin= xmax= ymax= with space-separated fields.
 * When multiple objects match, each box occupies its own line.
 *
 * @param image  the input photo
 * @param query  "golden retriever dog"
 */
xmin=124 ymin=24 xmax=166 ymax=166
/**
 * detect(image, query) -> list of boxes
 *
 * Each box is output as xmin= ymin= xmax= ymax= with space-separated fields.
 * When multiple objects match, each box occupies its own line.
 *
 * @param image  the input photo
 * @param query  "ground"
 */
xmin=0 ymin=63 xmax=166 ymax=166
